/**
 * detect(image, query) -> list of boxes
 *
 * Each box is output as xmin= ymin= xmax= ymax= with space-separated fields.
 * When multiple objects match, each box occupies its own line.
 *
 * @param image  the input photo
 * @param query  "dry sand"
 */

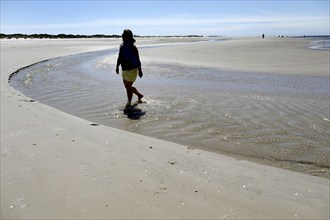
xmin=1 ymin=37 xmax=329 ymax=219
xmin=141 ymin=37 xmax=329 ymax=76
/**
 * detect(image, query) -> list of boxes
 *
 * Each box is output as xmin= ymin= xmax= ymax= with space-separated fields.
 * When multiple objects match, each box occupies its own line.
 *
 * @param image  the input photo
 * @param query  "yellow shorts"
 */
xmin=122 ymin=68 xmax=138 ymax=82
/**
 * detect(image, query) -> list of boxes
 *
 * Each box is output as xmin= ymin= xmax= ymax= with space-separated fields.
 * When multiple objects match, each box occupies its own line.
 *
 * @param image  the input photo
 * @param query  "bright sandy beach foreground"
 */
xmin=1 ymin=37 xmax=329 ymax=219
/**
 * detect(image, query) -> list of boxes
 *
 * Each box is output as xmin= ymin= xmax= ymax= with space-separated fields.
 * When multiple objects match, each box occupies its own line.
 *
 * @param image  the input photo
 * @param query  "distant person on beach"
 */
xmin=116 ymin=29 xmax=144 ymax=109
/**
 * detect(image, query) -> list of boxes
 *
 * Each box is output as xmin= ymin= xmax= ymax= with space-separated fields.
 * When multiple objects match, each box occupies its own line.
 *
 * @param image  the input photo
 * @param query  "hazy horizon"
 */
xmin=1 ymin=1 xmax=329 ymax=37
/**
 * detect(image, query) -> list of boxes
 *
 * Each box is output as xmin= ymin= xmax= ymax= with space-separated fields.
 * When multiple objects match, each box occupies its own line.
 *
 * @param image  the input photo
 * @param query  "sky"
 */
xmin=1 ymin=0 xmax=329 ymax=36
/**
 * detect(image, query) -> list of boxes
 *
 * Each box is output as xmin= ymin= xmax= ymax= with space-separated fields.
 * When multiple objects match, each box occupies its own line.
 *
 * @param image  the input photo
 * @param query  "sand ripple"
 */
xmin=10 ymin=49 xmax=330 ymax=178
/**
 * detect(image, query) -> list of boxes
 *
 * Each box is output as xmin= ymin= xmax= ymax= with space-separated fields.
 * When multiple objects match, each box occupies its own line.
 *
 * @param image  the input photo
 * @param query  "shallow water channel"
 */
xmin=10 ymin=45 xmax=330 ymax=178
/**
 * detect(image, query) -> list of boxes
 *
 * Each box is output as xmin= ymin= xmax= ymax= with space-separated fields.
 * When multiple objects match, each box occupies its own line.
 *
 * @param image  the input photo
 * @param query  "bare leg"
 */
xmin=123 ymin=80 xmax=133 ymax=105
xmin=132 ymin=86 xmax=143 ymax=102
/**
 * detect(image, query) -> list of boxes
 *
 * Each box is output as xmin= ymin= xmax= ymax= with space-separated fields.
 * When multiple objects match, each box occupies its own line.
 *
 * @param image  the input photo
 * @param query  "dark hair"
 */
xmin=122 ymin=29 xmax=135 ymax=43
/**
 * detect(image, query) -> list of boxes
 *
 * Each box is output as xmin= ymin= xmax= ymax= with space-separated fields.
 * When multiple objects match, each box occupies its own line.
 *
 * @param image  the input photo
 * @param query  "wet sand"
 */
xmin=1 ymin=37 xmax=329 ymax=219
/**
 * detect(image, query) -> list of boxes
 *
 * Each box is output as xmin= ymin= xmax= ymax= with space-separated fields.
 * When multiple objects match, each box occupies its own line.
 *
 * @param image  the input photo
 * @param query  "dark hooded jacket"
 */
xmin=117 ymin=41 xmax=141 ymax=71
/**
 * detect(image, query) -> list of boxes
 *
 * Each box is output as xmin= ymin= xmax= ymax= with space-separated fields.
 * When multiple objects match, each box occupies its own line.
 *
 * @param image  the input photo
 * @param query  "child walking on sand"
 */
xmin=116 ymin=29 xmax=144 ymax=109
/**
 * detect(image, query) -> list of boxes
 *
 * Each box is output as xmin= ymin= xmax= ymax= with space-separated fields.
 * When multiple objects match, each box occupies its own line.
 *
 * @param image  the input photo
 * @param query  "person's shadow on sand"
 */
xmin=123 ymin=107 xmax=146 ymax=120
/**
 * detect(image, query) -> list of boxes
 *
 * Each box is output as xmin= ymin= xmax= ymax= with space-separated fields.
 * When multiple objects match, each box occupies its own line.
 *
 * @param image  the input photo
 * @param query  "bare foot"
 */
xmin=138 ymin=95 xmax=144 ymax=103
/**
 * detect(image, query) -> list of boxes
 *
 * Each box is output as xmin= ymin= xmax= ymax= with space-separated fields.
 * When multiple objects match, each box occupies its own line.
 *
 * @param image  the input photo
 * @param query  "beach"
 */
xmin=1 ymin=37 xmax=329 ymax=219
xmin=141 ymin=37 xmax=330 ymax=76
xmin=8 ymin=37 xmax=329 ymax=177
